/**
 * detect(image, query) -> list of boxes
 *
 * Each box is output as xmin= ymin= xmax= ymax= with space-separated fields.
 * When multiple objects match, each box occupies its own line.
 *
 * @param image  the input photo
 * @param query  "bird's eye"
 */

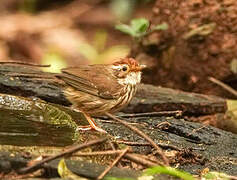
xmin=122 ymin=65 xmax=128 ymax=72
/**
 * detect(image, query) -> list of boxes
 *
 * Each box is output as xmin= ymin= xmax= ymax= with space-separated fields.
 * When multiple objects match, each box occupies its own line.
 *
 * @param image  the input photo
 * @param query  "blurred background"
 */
xmin=0 ymin=0 xmax=152 ymax=69
xmin=0 ymin=0 xmax=236 ymax=99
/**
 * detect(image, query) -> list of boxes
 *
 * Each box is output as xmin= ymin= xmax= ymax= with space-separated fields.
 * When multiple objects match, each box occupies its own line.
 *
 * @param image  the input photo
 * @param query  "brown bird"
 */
xmin=0 ymin=58 xmax=145 ymax=133
xmin=57 ymin=58 xmax=145 ymax=132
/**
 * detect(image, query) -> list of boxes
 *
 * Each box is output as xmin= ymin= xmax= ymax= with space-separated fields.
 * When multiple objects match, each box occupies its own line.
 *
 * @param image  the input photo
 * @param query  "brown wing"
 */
xmin=58 ymin=64 xmax=123 ymax=99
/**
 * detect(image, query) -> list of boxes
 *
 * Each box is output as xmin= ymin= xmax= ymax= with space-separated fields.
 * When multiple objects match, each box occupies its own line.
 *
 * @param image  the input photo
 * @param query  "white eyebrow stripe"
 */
xmin=112 ymin=65 xmax=123 ymax=70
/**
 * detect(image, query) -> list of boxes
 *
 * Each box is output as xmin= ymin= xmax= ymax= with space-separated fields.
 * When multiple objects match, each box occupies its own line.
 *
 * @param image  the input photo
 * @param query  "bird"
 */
xmin=57 ymin=58 xmax=145 ymax=133
xmin=0 ymin=58 xmax=145 ymax=133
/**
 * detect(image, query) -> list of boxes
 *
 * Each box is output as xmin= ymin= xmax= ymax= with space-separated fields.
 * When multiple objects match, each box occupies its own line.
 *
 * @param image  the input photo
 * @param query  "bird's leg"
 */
xmin=76 ymin=111 xmax=107 ymax=133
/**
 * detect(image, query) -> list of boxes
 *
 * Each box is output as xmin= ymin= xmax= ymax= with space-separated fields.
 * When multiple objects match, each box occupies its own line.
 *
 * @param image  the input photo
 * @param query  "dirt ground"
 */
xmin=134 ymin=0 xmax=237 ymax=99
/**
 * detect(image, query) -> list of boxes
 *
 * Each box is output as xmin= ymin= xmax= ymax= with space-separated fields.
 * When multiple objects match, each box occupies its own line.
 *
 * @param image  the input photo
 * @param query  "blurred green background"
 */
xmin=0 ymin=0 xmax=153 ymax=72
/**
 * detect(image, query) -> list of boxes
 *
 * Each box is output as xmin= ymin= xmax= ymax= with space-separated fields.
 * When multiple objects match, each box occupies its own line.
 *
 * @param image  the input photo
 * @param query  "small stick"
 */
xmin=73 ymin=150 xmax=130 ymax=156
xmin=116 ymin=140 xmax=151 ymax=146
xmin=0 ymin=61 xmax=50 ymax=67
xmin=118 ymin=111 xmax=182 ymax=118
xmin=116 ymin=140 xmax=181 ymax=151
xmin=105 ymin=112 xmax=169 ymax=166
xmin=187 ymin=125 xmax=206 ymax=136
xmin=208 ymin=77 xmax=237 ymax=97
xmin=108 ymin=140 xmax=116 ymax=151
xmin=98 ymin=111 xmax=182 ymax=120
xmin=124 ymin=153 xmax=158 ymax=167
xmin=73 ymin=151 xmax=158 ymax=168
xmin=226 ymin=175 xmax=237 ymax=180
xmin=97 ymin=147 xmax=130 ymax=180
xmin=19 ymin=137 xmax=107 ymax=174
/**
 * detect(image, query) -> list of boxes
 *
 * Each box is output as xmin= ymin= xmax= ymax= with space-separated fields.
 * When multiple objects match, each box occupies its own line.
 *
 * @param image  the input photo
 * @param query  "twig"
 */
xmin=226 ymin=175 xmax=237 ymax=180
xmin=73 ymin=150 xmax=158 ymax=168
xmin=108 ymin=140 xmax=116 ymax=150
xmin=124 ymin=153 xmax=158 ymax=167
xmin=73 ymin=150 xmax=157 ymax=168
xmin=116 ymin=140 xmax=181 ymax=151
xmin=98 ymin=120 xmax=141 ymax=126
xmin=0 ymin=61 xmax=50 ymax=67
xmin=187 ymin=125 xmax=207 ymax=136
xmin=98 ymin=111 xmax=182 ymax=120
xmin=105 ymin=112 xmax=169 ymax=166
xmin=208 ymin=77 xmax=237 ymax=97
xmin=19 ymin=137 xmax=107 ymax=174
xmin=97 ymin=147 xmax=130 ymax=180
xmin=156 ymin=122 xmax=171 ymax=129
xmin=157 ymin=143 xmax=181 ymax=151
xmin=117 ymin=111 xmax=182 ymax=118
xmin=116 ymin=140 xmax=151 ymax=146
xmin=73 ymin=150 xmax=130 ymax=156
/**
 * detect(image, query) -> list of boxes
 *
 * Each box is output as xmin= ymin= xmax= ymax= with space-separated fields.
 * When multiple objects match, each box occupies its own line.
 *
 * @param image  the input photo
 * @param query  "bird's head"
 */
xmin=112 ymin=58 xmax=146 ymax=85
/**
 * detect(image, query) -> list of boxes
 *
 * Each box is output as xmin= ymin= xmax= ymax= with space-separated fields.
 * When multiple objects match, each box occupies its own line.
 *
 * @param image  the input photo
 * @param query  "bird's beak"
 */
xmin=135 ymin=64 xmax=146 ymax=71
xmin=130 ymin=64 xmax=147 ymax=72
xmin=140 ymin=64 xmax=147 ymax=70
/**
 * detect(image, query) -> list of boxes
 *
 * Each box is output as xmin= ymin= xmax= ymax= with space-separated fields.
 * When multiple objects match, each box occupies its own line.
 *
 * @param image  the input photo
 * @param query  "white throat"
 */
xmin=118 ymin=72 xmax=141 ymax=85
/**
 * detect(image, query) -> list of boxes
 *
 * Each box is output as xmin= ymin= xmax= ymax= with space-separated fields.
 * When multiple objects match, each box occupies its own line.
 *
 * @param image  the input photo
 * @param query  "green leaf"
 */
xmin=230 ymin=59 xmax=237 ymax=74
xmin=115 ymin=18 xmax=150 ymax=38
xmin=115 ymin=24 xmax=136 ymax=37
xmin=58 ymin=158 xmax=88 ymax=180
xmin=224 ymin=100 xmax=237 ymax=133
xmin=143 ymin=166 xmax=195 ymax=180
xmin=227 ymin=100 xmax=237 ymax=112
xmin=105 ymin=177 xmax=134 ymax=180
xmin=137 ymin=175 xmax=154 ymax=180
xmin=152 ymin=23 xmax=169 ymax=31
xmin=131 ymin=18 xmax=149 ymax=35
xmin=227 ymin=100 xmax=237 ymax=120
xmin=203 ymin=171 xmax=230 ymax=180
